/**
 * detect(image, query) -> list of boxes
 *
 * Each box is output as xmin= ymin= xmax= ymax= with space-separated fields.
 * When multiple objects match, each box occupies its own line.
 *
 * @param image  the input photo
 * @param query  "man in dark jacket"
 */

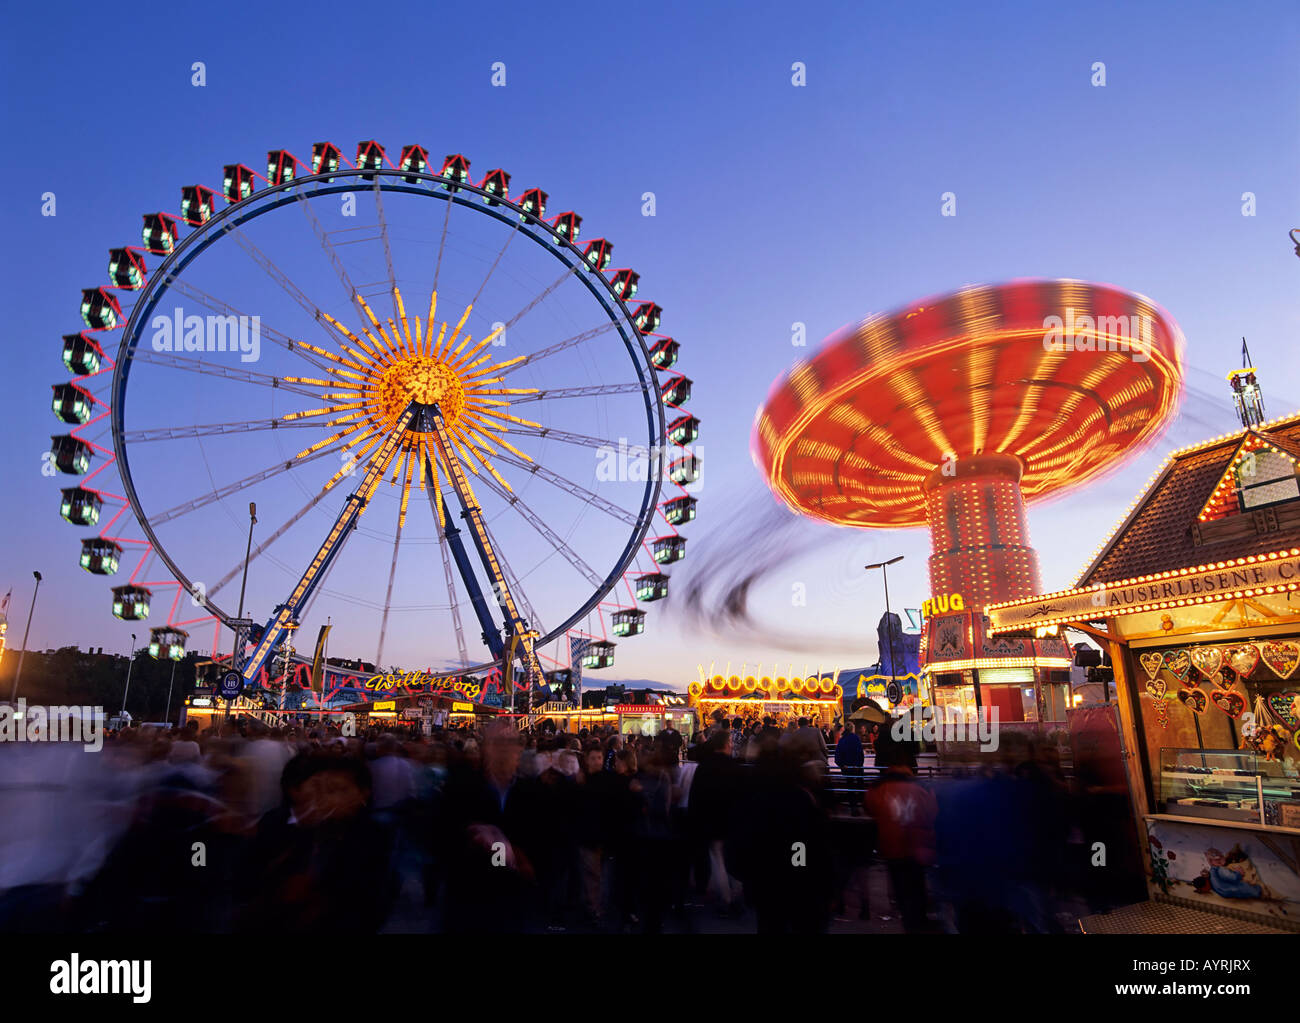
xmin=238 ymin=753 xmax=396 ymax=933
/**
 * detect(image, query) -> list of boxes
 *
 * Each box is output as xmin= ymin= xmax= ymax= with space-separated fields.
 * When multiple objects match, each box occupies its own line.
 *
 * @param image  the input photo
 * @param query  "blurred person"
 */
xmin=835 ymin=721 xmax=866 ymax=816
xmin=167 ymin=722 xmax=202 ymax=764
xmin=244 ymin=724 xmax=294 ymax=819
xmin=688 ymin=731 xmax=742 ymax=914
xmin=237 ymin=753 xmax=396 ymax=933
xmin=730 ymin=741 xmax=834 ymax=933
xmin=794 ymin=716 xmax=829 ymax=762
xmin=865 ymin=732 xmax=937 ymax=933
xmin=627 ymin=740 xmax=676 ymax=933
xmin=369 ymin=733 xmax=416 ymax=815
xmin=435 ymin=721 xmax=543 ymax=933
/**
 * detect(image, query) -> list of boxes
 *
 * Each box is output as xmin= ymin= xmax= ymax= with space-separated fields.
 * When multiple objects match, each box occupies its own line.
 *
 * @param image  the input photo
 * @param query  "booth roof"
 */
xmin=1078 ymin=412 xmax=1300 ymax=587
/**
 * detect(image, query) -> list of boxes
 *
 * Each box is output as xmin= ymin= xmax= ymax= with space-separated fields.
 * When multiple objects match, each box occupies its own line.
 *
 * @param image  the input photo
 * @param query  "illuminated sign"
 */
xmin=922 ymin=593 xmax=965 ymax=618
xmin=364 ymin=672 xmax=482 ymax=701
xmin=987 ymin=548 xmax=1300 ymax=634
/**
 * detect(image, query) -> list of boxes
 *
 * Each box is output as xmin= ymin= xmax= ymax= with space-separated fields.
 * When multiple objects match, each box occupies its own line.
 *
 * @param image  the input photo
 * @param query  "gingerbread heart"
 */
xmin=1139 ymin=651 xmax=1163 ymax=680
xmin=1266 ymin=691 xmax=1300 ymax=731
xmin=1146 ymin=678 xmax=1168 ymax=699
xmin=1209 ymin=689 xmax=1246 ymax=718
xmin=1162 ymin=649 xmax=1191 ymax=681
xmin=1178 ymin=688 xmax=1207 ymax=714
xmin=1226 ymin=644 xmax=1259 ymax=678
xmin=1190 ymin=646 xmax=1223 ymax=680
xmin=1261 ymin=641 xmax=1300 ymax=681
xmin=1213 ymin=667 xmax=1238 ymax=691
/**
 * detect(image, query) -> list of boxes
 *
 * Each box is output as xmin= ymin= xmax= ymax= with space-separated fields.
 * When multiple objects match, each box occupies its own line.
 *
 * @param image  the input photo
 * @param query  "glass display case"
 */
xmin=1159 ymin=748 xmax=1300 ymax=827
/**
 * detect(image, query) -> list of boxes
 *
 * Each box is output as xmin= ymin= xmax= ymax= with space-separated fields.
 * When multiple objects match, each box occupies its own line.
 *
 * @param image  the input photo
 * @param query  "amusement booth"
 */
xmin=988 ymin=411 xmax=1300 ymax=929
xmin=687 ymin=674 xmax=844 ymax=729
xmin=615 ymin=695 xmax=696 ymax=738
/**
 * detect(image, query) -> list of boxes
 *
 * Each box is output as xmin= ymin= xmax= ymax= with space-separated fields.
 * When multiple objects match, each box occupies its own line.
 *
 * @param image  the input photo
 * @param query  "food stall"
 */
xmin=534 ymin=703 xmax=619 ymax=733
xmin=687 ymin=674 xmax=844 ymax=729
xmin=986 ymin=413 xmax=1300 ymax=928
xmin=615 ymin=701 xmax=696 ymax=739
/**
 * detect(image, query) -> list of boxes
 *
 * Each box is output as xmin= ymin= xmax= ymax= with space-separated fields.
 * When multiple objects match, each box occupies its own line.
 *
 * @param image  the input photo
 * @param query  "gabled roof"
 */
xmin=1076 ymin=411 xmax=1300 ymax=586
xmin=1195 ymin=429 xmax=1300 ymax=522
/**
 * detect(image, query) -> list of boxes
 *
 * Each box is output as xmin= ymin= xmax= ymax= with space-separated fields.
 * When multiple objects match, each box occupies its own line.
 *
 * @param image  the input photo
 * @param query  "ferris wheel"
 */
xmin=51 ymin=141 xmax=699 ymax=689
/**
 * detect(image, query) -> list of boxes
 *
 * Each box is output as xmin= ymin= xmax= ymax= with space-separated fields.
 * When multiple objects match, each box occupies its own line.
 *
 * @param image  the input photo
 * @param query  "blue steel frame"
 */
xmin=109 ymin=167 xmax=665 ymax=675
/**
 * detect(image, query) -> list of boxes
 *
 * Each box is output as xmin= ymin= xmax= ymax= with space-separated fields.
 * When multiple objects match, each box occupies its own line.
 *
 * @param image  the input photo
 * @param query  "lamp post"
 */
xmin=865 ymin=556 xmax=904 ymax=682
xmin=164 ymin=658 xmax=178 ymax=725
xmin=10 ymin=571 xmax=42 ymax=703
xmin=234 ymin=501 xmax=257 ymax=667
xmin=225 ymin=502 xmax=257 ymax=727
xmin=121 ymin=633 xmax=137 ymax=717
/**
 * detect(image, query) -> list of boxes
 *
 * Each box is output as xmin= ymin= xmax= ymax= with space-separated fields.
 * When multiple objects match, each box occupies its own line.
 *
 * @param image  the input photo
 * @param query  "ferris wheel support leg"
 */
xmin=426 ymin=406 xmax=543 ymax=691
xmin=422 ymin=462 xmax=504 ymax=660
xmin=239 ymin=403 xmax=418 ymax=684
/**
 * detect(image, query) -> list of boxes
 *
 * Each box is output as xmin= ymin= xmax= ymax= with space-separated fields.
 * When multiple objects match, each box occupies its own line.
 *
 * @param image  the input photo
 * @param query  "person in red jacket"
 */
xmin=864 ymin=732 xmax=937 ymax=932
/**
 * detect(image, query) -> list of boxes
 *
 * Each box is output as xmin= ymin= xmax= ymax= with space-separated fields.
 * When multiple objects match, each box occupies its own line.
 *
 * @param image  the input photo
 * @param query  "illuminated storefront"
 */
xmin=687 ymin=674 xmax=844 ymax=727
xmin=615 ymin=700 xmax=697 ymax=738
xmin=988 ymin=413 xmax=1300 ymax=928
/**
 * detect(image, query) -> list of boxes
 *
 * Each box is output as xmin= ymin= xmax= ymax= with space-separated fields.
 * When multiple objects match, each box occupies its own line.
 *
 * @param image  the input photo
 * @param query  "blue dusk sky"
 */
xmin=0 ymin=1 xmax=1296 ymax=688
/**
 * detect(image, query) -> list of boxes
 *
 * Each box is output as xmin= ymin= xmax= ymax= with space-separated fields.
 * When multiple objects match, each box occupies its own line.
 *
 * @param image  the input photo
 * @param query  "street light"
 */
xmin=121 ymin=633 xmax=137 ymax=717
xmin=865 ymin=556 xmax=904 ymax=682
xmin=226 ymin=502 xmax=258 ymax=726
xmin=235 ymin=502 xmax=258 ymax=660
xmin=10 ymin=571 xmax=42 ymax=703
xmin=164 ymin=658 xmax=178 ymax=725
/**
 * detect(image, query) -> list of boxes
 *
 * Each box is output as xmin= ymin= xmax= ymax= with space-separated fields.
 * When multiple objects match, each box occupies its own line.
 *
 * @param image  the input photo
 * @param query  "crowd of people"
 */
xmin=0 ymin=709 xmax=1143 ymax=934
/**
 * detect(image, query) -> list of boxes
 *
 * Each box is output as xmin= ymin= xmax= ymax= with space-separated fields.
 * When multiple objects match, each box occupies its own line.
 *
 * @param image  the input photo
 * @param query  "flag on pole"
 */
xmin=310 ymin=624 xmax=332 ymax=693
xmin=0 ymin=588 xmax=10 ymax=620
xmin=569 ymin=636 xmax=592 ymax=693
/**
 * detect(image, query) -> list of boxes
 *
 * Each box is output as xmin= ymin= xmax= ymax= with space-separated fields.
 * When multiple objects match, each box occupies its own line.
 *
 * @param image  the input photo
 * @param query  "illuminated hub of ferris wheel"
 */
xmin=49 ymin=141 xmax=699 ymax=689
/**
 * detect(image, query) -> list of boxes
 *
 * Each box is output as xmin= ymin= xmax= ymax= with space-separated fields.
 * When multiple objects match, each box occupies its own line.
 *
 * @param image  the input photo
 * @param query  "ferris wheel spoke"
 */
xmin=495 ymin=322 xmax=619 ymax=378
xmin=502 ymin=265 xmax=580 ymax=330
xmin=436 ymin=511 xmax=472 ymax=668
xmin=151 ymin=441 xmax=349 ymax=526
xmin=508 ymin=382 xmax=647 ymax=404
xmin=124 ymin=417 xmax=329 ymax=443
xmin=374 ymin=509 xmax=404 ymax=669
xmin=161 ymin=276 xmax=336 ymax=374
xmin=498 ymin=423 xmax=650 ymax=459
xmin=491 ymin=450 xmax=639 ymax=526
xmin=207 ymin=481 xmax=339 ymax=598
xmin=468 ymin=220 xmax=519 ymax=308
xmin=127 ymin=349 xmax=327 ymax=401
xmin=475 ymin=471 xmax=603 ymax=589
xmin=292 ymin=186 xmax=373 ymax=335
xmin=432 ymin=195 xmax=453 ymax=293
xmin=371 ymin=179 xmax=401 ymax=323
xmin=227 ymin=223 xmax=368 ymax=344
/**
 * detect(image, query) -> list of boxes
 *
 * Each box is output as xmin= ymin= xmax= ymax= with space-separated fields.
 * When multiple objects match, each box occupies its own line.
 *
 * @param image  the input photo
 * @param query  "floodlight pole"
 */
xmin=121 ymin=633 xmax=137 ymax=716
xmin=10 ymin=571 xmax=42 ymax=703
xmin=865 ymin=556 xmax=904 ymax=682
